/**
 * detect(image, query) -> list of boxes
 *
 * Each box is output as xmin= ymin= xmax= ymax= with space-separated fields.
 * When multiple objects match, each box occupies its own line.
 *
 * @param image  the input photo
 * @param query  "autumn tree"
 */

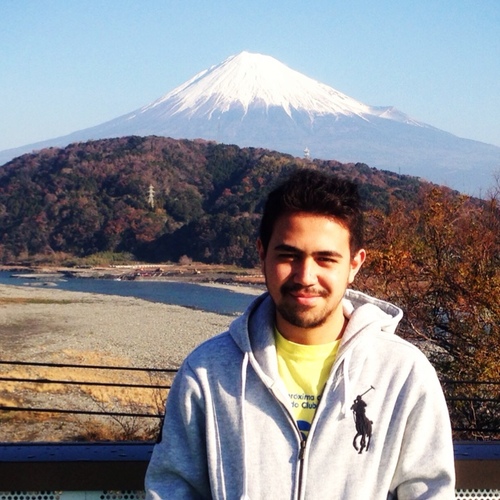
xmin=362 ymin=186 xmax=500 ymax=438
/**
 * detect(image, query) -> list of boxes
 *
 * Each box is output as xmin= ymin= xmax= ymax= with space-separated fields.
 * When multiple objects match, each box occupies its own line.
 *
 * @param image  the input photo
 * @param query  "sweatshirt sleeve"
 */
xmin=145 ymin=360 xmax=211 ymax=499
xmin=390 ymin=361 xmax=456 ymax=499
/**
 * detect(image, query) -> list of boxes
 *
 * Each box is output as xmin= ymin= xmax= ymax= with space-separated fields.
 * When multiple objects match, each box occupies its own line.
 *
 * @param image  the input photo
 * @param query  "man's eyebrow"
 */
xmin=273 ymin=244 xmax=343 ymax=258
xmin=315 ymin=250 xmax=343 ymax=259
xmin=273 ymin=244 xmax=301 ymax=253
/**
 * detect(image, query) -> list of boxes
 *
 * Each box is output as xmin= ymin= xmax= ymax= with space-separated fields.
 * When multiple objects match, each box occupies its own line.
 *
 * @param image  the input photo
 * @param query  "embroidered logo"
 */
xmin=351 ymin=385 xmax=374 ymax=454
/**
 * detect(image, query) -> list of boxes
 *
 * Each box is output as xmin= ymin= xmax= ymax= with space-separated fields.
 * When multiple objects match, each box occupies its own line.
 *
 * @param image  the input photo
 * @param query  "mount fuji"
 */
xmin=2 ymin=51 xmax=499 ymax=194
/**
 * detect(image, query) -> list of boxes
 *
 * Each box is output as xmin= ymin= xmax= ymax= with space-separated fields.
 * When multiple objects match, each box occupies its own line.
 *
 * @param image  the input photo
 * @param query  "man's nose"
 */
xmin=293 ymin=258 xmax=317 ymax=286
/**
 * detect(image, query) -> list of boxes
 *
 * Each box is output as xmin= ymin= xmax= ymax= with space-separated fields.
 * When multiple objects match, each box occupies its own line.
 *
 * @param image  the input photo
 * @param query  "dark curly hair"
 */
xmin=259 ymin=168 xmax=364 ymax=257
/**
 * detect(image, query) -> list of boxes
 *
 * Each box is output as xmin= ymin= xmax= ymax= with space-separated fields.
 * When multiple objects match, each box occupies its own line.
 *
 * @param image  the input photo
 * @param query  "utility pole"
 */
xmin=147 ymin=184 xmax=155 ymax=210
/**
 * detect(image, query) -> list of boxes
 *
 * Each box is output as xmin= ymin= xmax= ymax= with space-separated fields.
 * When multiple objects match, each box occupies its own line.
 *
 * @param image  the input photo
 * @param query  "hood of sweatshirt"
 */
xmin=229 ymin=288 xmax=403 ymax=361
xmin=341 ymin=288 xmax=403 ymax=349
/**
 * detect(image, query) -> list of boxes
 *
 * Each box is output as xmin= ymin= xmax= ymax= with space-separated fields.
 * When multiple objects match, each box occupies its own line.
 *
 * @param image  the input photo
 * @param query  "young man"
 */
xmin=145 ymin=168 xmax=455 ymax=499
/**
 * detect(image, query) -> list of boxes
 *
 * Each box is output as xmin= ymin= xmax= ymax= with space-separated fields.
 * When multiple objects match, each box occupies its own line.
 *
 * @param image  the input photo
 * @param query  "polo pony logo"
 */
xmin=351 ymin=385 xmax=375 ymax=454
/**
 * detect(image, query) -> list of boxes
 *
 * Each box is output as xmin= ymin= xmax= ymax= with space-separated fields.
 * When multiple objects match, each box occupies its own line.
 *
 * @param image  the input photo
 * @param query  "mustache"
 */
xmin=280 ymin=283 xmax=328 ymax=297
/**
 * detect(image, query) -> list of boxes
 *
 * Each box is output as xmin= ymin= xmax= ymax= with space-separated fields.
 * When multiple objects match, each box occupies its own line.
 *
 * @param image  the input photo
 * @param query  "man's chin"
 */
xmin=277 ymin=304 xmax=328 ymax=329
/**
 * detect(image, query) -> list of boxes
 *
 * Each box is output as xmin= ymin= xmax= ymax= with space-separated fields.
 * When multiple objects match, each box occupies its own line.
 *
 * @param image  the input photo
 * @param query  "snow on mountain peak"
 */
xmin=141 ymin=51 xmax=374 ymax=119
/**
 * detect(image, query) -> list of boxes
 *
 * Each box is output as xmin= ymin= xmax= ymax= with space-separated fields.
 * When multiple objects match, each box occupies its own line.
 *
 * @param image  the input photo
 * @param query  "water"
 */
xmin=0 ymin=271 xmax=262 ymax=316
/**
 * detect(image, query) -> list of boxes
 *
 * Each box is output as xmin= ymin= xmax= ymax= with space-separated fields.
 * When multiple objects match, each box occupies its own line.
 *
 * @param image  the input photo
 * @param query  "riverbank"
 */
xmin=0 ymin=282 xmax=238 ymax=368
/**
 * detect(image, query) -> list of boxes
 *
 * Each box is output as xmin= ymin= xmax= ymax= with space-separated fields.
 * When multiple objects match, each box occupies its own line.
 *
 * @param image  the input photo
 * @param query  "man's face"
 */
xmin=258 ymin=212 xmax=365 ymax=343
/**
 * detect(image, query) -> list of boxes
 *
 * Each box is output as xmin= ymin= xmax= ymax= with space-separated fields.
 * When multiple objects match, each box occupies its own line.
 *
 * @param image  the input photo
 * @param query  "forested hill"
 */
xmin=0 ymin=135 xmax=435 ymax=266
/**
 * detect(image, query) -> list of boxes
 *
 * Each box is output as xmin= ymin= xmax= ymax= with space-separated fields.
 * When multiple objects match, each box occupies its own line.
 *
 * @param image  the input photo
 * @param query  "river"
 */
xmin=0 ymin=271 xmax=263 ymax=316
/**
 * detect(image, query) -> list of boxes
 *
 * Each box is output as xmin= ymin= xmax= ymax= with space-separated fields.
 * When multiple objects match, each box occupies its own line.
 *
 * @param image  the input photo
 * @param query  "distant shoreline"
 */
xmin=0 ymin=263 xmax=266 ymax=293
xmin=0 ymin=266 xmax=267 ymax=304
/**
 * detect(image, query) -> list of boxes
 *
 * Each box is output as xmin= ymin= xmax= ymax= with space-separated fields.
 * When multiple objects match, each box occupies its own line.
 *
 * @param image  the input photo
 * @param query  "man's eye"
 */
xmin=318 ymin=257 xmax=338 ymax=264
xmin=277 ymin=253 xmax=297 ymax=260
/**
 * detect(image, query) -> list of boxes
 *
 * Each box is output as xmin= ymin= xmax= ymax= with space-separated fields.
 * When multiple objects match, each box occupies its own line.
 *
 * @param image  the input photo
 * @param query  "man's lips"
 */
xmin=290 ymin=293 xmax=323 ymax=306
xmin=282 ymin=286 xmax=327 ymax=305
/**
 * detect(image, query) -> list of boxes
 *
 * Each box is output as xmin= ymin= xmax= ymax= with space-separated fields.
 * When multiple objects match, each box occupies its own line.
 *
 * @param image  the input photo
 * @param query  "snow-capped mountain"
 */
xmin=80 ymin=51 xmax=430 ymax=136
xmin=1 ymin=51 xmax=499 ymax=194
xmin=141 ymin=52 xmax=394 ymax=120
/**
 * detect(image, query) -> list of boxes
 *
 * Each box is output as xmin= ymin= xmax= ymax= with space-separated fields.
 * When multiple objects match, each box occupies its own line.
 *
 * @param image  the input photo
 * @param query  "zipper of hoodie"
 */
xmin=294 ymin=357 xmax=350 ymax=499
xmin=270 ymin=366 xmax=345 ymax=499
xmin=266 ymin=336 xmax=359 ymax=499
xmin=297 ymin=437 xmax=307 ymax=498
xmin=268 ymin=385 xmax=308 ymax=499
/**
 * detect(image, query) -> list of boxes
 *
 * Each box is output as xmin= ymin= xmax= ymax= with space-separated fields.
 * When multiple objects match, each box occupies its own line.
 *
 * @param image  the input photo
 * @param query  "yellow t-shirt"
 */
xmin=275 ymin=329 xmax=340 ymax=439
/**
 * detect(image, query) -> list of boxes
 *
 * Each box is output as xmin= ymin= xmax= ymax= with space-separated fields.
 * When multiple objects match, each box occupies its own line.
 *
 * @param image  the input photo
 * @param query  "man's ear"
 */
xmin=348 ymin=248 xmax=366 ymax=284
xmin=257 ymin=238 xmax=266 ymax=272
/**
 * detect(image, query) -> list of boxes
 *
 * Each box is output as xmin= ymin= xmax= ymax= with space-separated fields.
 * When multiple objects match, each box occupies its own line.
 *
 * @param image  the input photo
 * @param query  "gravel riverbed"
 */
xmin=0 ymin=282 xmax=261 ymax=441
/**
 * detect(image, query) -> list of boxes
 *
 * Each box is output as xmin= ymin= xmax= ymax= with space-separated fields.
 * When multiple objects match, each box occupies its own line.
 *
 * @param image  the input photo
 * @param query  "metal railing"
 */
xmin=441 ymin=379 xmax=500 ymax=439
xmin=0 ymin=359 xmax=175 ymax=421
xmin=0 ymin=359 xmax=175 ymax=443
xmin=1 ymin=360 xmax=498 ymax=439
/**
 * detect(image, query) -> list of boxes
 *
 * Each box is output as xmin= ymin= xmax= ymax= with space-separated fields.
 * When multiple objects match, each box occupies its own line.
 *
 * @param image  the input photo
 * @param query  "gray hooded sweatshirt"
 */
xmin=145 ymin=290 xmax=455 ymax=499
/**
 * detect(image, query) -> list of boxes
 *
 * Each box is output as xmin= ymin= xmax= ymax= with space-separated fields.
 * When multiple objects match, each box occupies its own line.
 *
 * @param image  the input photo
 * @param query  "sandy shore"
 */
xmin=0 ymin=282 xmax=253 ymax=369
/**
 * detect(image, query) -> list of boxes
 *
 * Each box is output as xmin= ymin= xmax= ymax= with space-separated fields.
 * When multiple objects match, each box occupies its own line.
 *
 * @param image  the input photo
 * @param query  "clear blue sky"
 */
xmin=1 ymin=0 xmax=499 ymax=151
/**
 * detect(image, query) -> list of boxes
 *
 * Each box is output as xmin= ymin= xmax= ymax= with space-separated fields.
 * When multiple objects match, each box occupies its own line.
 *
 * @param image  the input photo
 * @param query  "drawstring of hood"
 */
xmin=340 ymin=349 xmax=353 ymax=417
xmin=240 ymin=352 xmax=250 ymax=500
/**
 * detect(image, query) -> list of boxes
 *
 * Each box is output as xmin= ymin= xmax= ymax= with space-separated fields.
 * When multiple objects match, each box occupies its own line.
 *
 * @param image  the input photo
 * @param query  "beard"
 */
xmin=275 ymin=283 xmax=333 ymax=329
